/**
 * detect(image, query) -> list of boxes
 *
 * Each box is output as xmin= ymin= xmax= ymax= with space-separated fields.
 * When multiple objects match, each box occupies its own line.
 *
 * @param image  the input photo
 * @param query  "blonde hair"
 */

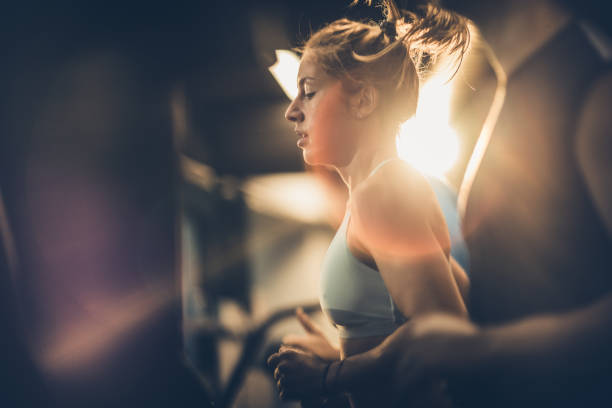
xmin=302 ymin=0 xmax=470 ymax=130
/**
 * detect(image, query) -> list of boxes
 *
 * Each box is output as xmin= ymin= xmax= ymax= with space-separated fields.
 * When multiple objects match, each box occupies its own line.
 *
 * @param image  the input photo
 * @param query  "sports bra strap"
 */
xmin=367 ymin=157 xmax=401 ymax=179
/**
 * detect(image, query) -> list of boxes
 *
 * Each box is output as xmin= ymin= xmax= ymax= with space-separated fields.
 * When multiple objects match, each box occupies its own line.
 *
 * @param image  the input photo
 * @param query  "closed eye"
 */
xmin=304 ymin=91 xmax=316 ymax=99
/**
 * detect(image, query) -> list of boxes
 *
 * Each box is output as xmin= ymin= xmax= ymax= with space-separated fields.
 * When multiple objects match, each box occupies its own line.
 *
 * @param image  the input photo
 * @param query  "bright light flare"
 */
xmin=242 ymin=172 xmax=332 ymax=224
xmin=268 ymin=49 xmax=300 ymax=100
xmin=397 ymin=81 xmax=459 ymax=180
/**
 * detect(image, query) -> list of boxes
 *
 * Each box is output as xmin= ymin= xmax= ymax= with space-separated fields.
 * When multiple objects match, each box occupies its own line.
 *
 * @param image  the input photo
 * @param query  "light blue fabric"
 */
xmin=319 ymin=164 xmax=470 ymax=339
xmin=320 ymin=210 xmax=406 ymax=338
xmin=426 ymin=176 xmax=470 ymax=275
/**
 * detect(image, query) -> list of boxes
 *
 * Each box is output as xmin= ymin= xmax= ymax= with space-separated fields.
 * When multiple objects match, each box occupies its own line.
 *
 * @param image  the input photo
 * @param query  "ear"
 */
xmin=349 ymin=84 xmax=379 ymax=119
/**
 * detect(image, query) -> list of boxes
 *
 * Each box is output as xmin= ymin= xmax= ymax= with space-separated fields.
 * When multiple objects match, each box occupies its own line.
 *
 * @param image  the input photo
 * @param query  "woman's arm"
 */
xmin=267 ymin=312 xmax=480 ymax=400
xmin=268 ymin=293 xmax=612 ymax=401
xmin=351 ymin=162 xmax=467 ymax=319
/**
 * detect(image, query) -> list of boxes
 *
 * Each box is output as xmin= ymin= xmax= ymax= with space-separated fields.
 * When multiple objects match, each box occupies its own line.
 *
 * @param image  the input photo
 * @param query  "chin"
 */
xmin=302 ymin=149 xmax=328 ymax=167
xmin=303 ymin=147 xmax=349 ymax=168
xmin=302 ymin=148 xmax=316 ymax=166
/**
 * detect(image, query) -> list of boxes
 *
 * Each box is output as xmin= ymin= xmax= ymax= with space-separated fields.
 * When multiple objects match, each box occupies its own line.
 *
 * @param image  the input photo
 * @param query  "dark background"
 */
xmin=0 ymin=1 xmax=609 ymax=407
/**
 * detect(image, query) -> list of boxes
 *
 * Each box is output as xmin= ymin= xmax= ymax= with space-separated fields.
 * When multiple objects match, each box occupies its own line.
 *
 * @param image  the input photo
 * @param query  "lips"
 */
xmin=295 ymin=130 xmax=309 ymax=148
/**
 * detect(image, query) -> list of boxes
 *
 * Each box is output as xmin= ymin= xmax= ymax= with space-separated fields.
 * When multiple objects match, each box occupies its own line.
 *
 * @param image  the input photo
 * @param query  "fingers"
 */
xmin=279 ymin=344 xmax=303 ymax=354
xmin=296 ymin=307 xmax=322 ymax=335
xmin=275 ymin=371 xmax=287 ymax=399
xmin=273 ymin=365 xmax=284 ymax=381
xmin=266 ymin=352 xmax=281 ymax=368
xmin=267 ymin=345 xmax=301 ymax=370
xmin=268 ymin=344 xmax=324 ymax=402
xmin=273 ymin=363 xmax=298 ymax=401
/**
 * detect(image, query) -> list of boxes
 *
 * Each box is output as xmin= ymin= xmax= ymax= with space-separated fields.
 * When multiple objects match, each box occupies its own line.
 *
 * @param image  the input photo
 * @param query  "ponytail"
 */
xmin=304 ymin=1 xmax=470 ymax=127
xmin=352 ymin=0 xmax=470 ymax=80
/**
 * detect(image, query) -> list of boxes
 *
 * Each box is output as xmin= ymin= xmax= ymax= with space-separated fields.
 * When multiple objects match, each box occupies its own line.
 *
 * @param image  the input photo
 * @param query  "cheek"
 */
xmin=309 ymin=87 xmax=352 ymax=154
xmin=311 ymin=91 xmax=343 ymax=137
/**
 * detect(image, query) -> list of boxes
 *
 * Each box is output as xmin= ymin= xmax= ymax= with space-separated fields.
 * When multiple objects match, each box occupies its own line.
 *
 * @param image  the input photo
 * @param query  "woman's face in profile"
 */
xmin=285 ymin=52 xmax=359 ymax=167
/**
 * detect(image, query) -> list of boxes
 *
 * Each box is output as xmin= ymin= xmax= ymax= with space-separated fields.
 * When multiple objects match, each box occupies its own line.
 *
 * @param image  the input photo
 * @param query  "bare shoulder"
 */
xmin=353 ymin=160 xmax=434 ymax=216
xmin=350 ymin=160 xmax=438 ymax=255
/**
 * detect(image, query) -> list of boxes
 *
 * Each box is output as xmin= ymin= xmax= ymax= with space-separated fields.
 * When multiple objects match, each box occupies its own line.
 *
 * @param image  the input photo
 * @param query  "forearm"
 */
xmin=325 ymin=349 xmax=385 ymax=394
xmin=324 ymin=293 xmax=612 ymax=396
xmin=477 ymin=293 xmax=612 ymax=380
xmin=326 ymin=324 xmax=410 ymax=394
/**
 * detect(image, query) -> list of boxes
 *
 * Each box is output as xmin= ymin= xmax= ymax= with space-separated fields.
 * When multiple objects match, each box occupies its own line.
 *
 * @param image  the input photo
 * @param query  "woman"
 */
xmin=271 ymin=1 xmax=470 ymax=406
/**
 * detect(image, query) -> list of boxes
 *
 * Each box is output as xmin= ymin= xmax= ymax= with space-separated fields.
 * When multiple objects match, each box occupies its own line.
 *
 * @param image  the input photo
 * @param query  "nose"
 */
xmin=284 ymin=98 xmax=304 ymax=123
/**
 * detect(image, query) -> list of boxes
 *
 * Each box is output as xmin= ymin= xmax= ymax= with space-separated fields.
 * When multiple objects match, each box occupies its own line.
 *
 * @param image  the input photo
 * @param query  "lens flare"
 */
xmin=396 ymin=81 xmax=459 ymax=180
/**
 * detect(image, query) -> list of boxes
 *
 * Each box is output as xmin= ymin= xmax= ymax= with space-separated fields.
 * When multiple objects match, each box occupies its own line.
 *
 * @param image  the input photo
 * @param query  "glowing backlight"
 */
xmin=396 ymin=81 xmax=459 ymax=180
xmin=268 ymin=49 xmax=300 ymax=100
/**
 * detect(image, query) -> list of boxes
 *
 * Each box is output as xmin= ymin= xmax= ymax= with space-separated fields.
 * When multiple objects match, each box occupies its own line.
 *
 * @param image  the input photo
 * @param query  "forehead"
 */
xmin=297 ymin=52 xmax=327 ymax=83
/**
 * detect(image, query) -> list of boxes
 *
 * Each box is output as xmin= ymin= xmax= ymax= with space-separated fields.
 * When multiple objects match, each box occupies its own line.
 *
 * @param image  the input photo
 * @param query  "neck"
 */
xmin=476 ymin=0 xmax=571 ymax=76
xmin=334 ymin=141 xmax=397 ymax=200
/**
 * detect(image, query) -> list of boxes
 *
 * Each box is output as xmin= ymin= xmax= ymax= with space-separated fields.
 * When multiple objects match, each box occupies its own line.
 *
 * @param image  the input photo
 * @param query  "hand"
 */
xmin=282 ymin=307 xmax=340 ymax=361
xmin=390 ymin=314 xmax=482 ymax=396
xmin=267 ymin=344 xmax=330 ymax=401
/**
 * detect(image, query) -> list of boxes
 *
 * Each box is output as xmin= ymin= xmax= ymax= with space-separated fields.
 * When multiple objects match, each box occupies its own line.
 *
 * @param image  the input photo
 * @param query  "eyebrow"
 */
xmin=298 ymin=77 xmax=316 ymax=87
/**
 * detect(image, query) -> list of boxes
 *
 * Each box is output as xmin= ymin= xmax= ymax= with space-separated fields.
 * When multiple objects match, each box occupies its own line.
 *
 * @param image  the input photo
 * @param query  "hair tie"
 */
xmin=380 ymin=20 xmax=397 ymax=40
